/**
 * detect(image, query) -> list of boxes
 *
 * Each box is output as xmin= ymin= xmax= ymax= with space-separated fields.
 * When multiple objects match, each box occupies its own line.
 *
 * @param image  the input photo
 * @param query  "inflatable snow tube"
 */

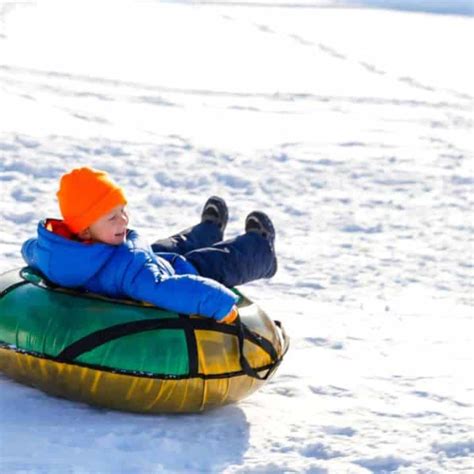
xmin=0 ymin=267 xmax=289 ymax=413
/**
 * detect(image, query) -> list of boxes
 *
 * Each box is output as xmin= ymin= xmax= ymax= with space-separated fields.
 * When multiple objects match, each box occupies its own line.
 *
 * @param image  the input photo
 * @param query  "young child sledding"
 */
xmin=21 ymin=167 xmax=277 ymax=324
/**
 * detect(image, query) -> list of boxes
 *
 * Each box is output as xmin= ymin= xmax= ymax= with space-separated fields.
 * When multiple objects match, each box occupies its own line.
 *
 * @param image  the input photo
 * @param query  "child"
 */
xmin=21 ymin=167 xmax=277 ymax=323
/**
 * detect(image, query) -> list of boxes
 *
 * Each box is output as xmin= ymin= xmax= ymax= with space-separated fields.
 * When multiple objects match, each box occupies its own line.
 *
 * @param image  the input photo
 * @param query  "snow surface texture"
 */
xmin=0 ymin=0 xmax=473 ymax=473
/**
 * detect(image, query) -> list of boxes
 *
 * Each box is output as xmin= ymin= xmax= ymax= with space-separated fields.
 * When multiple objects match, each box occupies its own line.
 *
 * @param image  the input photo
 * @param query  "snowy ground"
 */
xmin=1 ymin=1 xmax=473 ymax=473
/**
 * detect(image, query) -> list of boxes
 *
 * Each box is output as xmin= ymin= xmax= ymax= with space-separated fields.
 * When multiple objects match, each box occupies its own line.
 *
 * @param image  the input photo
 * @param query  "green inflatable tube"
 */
xmin=0 ymin=267 xmax=289 ymax=413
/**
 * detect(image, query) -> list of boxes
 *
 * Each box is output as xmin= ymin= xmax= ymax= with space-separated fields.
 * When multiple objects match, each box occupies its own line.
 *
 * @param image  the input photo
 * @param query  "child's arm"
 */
xmin=120 ymin=260 xmax=238 ymax=320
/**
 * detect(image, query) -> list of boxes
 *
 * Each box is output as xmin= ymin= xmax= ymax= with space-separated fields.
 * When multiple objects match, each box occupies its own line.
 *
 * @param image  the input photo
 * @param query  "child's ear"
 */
xmin=78 ymin=227 xmax=92 ymax=240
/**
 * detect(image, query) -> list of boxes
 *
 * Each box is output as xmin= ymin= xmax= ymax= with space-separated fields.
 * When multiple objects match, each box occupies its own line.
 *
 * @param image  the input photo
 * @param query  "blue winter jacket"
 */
xmin=21 ymin=220 xmax=238 ymax=319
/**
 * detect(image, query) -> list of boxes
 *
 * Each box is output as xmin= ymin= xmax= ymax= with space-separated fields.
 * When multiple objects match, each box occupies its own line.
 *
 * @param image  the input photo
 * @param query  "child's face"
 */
xmin=81 ymin=204 xmax=129 ymax=245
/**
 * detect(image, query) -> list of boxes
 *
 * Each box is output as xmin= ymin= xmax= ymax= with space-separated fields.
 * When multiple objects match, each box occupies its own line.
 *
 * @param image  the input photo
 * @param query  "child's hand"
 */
xmin=218 ymin=305 xmax=238 ymax=324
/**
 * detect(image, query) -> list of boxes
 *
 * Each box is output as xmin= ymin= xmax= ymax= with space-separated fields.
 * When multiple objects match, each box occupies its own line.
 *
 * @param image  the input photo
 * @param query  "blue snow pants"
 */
xmin=151 ymin=222 xmax=277 ymax=288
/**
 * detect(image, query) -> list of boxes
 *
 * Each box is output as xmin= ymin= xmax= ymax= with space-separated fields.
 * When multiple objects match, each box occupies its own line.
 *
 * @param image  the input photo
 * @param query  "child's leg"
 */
xmin=151 ymin=222 xmax=223 ymax=255
xmin=184 ymin=232 xmax=277 ymax=288
xmin=151 ymin=196 xmax=228 ymax=255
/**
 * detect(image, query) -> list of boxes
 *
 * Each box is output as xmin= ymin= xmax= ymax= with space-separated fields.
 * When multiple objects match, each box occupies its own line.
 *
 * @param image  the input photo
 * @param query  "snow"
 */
xmin=1 ymin=0 xmax=473 ymax=472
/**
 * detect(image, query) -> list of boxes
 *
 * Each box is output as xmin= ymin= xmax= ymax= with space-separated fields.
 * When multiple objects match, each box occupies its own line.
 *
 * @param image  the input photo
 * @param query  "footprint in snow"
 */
xmin=303 ymin=337 xmax=344 ymax=350
xmin=339 ymin=141 xmax=367 ymax=147
xmin=318 ymin=43 xmax=347 ymax=60
xmin=410 ymin=390 xmax=471 ymax=408
xmin=354 ymin=455 xmax=411 ymax=473
xmin=289 ymin=33 xmax=313 ymax=47
xmin=70 ymin=112 xmax=109 ymax=124
xmin=269 ymin=385 xmax=303 ymax=398
xmin=300 ymin=442 xmax=342 ymax=460
xmin=432 ymin=440 xmax=474 ymax=458
xmin=11 ymin=188 xmax=36 ymax=203
xmin=340 ymin=224 xmax=383 ymax=234
xmin=323 ymin=426 xmax=356 ymax=437
xmin=15 ymin=136 xmax=41 ymax=149
xmin=309 ymin=385 xmax=353 ymax=398
xmin=4 ymin=211 xmax=36 ymax=225
xmin=359 ymin=61 xmax=386 ymax=75
xmin=255 ymin=24 xmax=274 ymax=34
xmin=137 ymin=95 xmax=176 ymax=107
xmin=0 ymin=142 xmax=19 ymax=152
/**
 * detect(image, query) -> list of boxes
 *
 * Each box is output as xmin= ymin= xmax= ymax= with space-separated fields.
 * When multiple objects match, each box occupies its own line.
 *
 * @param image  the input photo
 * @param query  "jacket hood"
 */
xmin=32 ymin=219 xmax=117 ymax=287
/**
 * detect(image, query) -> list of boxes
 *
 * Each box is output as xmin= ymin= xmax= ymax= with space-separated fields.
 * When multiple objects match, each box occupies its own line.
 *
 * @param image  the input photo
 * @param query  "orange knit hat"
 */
xmin=57 ymin=167 xmax=127 ymax=233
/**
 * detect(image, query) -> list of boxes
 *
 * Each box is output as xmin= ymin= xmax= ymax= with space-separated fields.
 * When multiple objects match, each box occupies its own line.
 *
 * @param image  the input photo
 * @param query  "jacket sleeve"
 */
xmin=155 ymin=252 xmax=199 ymax=276
xmin=120 ymin=259 xmax=238 ymax=320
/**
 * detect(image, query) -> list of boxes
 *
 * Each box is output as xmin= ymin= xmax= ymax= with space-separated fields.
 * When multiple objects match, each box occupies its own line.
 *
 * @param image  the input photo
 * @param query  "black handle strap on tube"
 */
xmin=235 ymin=317 xmax=282 ymax=381
xmin=57 ymin=316 xmax=285 ymax=380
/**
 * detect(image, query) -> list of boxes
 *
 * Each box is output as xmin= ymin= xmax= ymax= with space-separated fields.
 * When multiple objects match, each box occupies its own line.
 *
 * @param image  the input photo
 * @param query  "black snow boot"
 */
xmin=201 ymin=196 xmax=229 ymax=232
xmin=245 ymin=211 xmax=276 ymax=248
